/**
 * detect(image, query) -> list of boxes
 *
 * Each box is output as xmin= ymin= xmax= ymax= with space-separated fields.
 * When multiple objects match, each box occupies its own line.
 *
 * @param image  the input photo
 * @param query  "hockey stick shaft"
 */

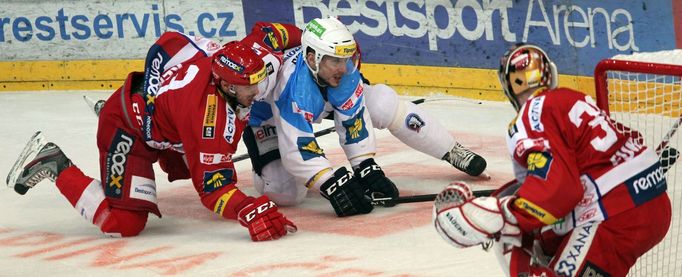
xmin=231 ymin=98 xmax=426 ymax=163
xmin=371 ymin=189 xmax=496 ymax=207
xmin=655 ymin=115 xmax=682 ymax=155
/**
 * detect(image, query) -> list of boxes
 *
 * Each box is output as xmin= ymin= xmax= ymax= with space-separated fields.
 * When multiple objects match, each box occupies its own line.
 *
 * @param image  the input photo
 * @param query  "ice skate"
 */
xmin=443 ymin=142 xmax=487 ymax=177
xmin=6 ymin=132 xmax=72 ymax=195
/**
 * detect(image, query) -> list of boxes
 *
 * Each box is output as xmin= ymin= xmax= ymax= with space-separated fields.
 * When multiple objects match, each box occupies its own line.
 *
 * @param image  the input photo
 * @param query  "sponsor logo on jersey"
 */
xmin=555 ymin=223 xmax=596 ymax=277
xmin=306 ymin=20 xmax=326 ymax=38
xmin=272 ymin=23 xmax=289 ymax=47
xmin=213 ymin=188 xmax=237 ymax=216
xmin=203 ymin=169 xmax=234 ymax=193
xmin=200 ymin=152 xmax=232 ymax=165
xmin=405 ymin=113 xmax=425 ymax=132
xmin=526 ymin=151 xmax=552 ymax=180
xmin=578 ymin=208 xmax=597 ymax=222
xmin=297 ymin=137 xmax=325 ymax=161
xmin=261 ymin=26 xmax=281 ymax=51
xmin=528 ymin=96 xmax=545 ymax=132
xmin=218 ymin=55 xmax=244 ymax=73
xmin=255 ymin=125 xmax=277 ymax=141
xmin=224 ymin=105 xmax=236 ymax=144
xmin=105 ymin=130 xmax=135 ymax=198
xmin=340 ymin=82 xmax=364 ymax=111
xmin=514 ymin=197 xmax=558 ymax=225
xmin=342 ymin=107 xmax=369 ymax=144
xmin=578 ymin=262 xmax=609 ymax=277
xmin=130 ymin=175 xmax=157 ymax=204
xmin=625 ymin=163 xmax=667 ymax=206
xmin=292 ymin=102 xmax=314 ymax=123
xmin=514 ymin=138 xmax=550 ymax=160
xmin=202 ymin=95 xmax=217 ymax=139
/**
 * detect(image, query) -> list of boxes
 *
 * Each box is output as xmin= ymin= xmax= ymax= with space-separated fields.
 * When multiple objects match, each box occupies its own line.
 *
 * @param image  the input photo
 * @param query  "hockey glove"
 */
xmin=354 ymin=158 xmax=399 ymax=198
xmin=320 ymin=167 xmax=374 ymax=217
xmin=433 ymin=181 xmax=521 ymax=249
xmin=237 ymin=195 xmax=297 ymax=242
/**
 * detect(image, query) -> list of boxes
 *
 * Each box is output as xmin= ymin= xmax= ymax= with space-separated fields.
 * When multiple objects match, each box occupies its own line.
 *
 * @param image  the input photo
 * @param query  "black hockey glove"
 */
xmin=355 ymin=158 xmax=399 ymax=198
xmin=320 ymin=167 xmax=374 ymax=217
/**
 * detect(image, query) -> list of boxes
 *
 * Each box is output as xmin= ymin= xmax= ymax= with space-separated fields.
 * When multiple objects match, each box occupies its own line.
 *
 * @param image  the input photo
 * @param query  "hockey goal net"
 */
xmin=594 ymin=58 xmax=682 ymax=277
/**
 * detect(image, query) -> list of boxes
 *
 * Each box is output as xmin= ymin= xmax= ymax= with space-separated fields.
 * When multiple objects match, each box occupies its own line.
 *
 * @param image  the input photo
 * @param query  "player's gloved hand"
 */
xmin=237 ymin=195 xmax=297 ymax=241
xmin=432 ymin=181 xmax=521 ymax=249
xmin=354 ymin=158 xmax=399 ymax=198
xmin=320 ymin=167 xmax=374 ymax=217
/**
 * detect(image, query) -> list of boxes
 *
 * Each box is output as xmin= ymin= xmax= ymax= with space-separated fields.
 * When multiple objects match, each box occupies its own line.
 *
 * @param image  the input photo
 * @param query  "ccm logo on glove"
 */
xmin=358 ymin=164 xmax=381 ymax=178
xmin=323 ymin=171 xmax=353 ymax=195
xmin=243 ymin=200 xmax=276 ymax=222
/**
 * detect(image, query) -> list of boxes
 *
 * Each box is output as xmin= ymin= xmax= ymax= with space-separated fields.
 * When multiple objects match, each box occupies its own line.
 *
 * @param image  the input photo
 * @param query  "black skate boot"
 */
xmin=442 ymin=142 xmax=487 ymax=176
xmin=12 ymin=142 xmax=73 ymax=195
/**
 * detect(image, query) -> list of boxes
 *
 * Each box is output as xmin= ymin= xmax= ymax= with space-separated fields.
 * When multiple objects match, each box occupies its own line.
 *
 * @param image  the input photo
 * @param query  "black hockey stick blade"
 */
xmin=371 ymin=189 xmax=496 ymax=207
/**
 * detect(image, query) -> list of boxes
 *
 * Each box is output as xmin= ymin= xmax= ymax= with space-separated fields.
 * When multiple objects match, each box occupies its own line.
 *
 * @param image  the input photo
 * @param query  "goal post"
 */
xmin=594 ymin=58 xmax=682 ymax=277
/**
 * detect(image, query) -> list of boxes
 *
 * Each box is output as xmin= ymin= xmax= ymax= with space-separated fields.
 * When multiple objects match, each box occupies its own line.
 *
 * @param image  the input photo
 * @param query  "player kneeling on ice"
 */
xmin=433 ymin=44 xmax=671 ymax=276
xmin=7 ymin=37 xmax=296 ymax=241
xmin=244 ymin=17 xmax=487 ymax=216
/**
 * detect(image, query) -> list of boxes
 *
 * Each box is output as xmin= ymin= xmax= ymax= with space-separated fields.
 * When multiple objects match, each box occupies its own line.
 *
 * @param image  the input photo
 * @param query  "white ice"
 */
xmin=0 ymin=91 xmax=521 ymax=276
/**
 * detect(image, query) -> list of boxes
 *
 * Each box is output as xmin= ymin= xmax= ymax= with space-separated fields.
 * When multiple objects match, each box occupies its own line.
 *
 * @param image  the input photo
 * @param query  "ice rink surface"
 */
xmin=0 ymin=90 xmax=519 ymax=276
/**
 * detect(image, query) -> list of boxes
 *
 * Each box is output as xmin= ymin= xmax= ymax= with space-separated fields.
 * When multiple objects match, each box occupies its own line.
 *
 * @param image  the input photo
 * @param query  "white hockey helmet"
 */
xmin=498 ymin=44 xmax=558 ymax=111
xmin=301 ymin=17 xmax=357 ymax=80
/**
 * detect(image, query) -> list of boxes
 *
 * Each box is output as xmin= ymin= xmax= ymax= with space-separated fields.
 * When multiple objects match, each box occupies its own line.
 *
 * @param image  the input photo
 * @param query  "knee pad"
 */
xmin=98 ymin=208 xmax=149 ymax=237
xmin=253 ymin=160 xmax=305 ymax=206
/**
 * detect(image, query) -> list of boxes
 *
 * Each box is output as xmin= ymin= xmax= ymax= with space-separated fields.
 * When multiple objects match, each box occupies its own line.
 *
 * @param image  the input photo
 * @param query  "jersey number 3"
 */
xmin=568 ymin=100 xmax=617 ymax=152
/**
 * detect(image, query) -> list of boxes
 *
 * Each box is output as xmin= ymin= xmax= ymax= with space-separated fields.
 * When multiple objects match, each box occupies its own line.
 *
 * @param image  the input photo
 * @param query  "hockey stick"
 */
xmin=230 ymin=98 xmax=426 ymax=163
xmin=653 ymin=115 xmax=681 ymax=174
xmin=371 ymin=189 xmax=496 ymax=207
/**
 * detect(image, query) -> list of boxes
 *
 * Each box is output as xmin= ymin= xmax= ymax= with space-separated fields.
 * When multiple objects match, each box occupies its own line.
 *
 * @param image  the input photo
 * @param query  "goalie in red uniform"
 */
xmin=7 ymin=24 xmax=300 ymax=242
xmin=433 ymin=44 xmax=671 ymax=276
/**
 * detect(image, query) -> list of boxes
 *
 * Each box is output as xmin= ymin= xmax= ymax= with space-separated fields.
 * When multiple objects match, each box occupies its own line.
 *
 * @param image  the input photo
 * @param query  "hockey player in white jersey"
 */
xmin=243 ymin=17 xmax=487 ymax=215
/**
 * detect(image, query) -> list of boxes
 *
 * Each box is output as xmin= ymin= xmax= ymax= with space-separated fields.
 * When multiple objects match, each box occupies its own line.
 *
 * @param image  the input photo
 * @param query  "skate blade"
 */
xmin=474 ymin=171 xmax=492 ymax=181
xmin=6 ymin=131 xmax=47 ymax=187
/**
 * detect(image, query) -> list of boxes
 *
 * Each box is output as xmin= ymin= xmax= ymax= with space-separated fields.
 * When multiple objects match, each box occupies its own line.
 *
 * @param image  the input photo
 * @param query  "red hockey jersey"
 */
xmin=135 ymin=23 xmax=300 ymax=217
xmin=506 ymin=88 xmax=667 ymax=233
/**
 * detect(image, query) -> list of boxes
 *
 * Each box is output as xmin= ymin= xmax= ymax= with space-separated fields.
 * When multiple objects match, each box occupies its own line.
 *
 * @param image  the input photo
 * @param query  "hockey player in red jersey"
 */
xmin=432 ymin=44 xmax=671 ymax=276
xmin=8 ymin=32 xmax=298 ymax=241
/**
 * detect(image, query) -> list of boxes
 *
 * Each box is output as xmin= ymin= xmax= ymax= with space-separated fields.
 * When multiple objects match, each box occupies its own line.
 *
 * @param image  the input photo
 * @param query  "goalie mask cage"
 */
xmin=594 ymin=59 xmax=682 ymax=277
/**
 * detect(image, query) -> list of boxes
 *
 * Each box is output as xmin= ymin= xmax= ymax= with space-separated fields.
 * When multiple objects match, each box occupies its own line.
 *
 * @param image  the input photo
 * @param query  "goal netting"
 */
xmin=594 ymin=51 xmax=682 ymax=277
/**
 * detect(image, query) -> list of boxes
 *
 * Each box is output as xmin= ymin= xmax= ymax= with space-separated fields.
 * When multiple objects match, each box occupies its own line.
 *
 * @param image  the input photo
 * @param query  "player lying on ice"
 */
xmin=243 ymin=17 xmax=488 ymax=217
xmin=7 ymin=33 xmax=297 ymax=241
xmin=432 ymin=44 xmax=671 ymax=276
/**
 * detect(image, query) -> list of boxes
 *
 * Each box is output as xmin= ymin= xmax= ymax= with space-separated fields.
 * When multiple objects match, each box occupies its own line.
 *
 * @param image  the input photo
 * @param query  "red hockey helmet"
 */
xmin=212 ymin=41 xmax=267 ymax=86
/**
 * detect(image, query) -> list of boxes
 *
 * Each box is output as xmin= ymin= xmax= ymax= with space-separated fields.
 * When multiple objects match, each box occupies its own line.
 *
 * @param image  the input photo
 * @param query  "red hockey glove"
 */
xmin=237 ymin=195 xmax=297 ymax=241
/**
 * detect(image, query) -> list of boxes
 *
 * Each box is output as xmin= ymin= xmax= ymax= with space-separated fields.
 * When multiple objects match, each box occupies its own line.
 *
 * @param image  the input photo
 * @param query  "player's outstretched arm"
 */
xmin=237 ymin=195 xmax=297 ymax=241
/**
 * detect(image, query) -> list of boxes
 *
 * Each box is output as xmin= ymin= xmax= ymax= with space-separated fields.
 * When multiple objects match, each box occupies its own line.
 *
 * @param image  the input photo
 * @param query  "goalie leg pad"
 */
xmin=364 ymin=84 xmax=455 ymax=159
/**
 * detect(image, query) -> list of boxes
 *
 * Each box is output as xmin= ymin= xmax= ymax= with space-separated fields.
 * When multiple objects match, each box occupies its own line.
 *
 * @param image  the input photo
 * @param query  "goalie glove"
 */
xmin=433 ymin=181 xmax=521 ymax=249
xmin=237 ymin=195 xmax=297 ymax=242
xmin=354 ymin=158 xmax=399 ymax=198
xmin=320 ymin=167 xmax=373 ymax=217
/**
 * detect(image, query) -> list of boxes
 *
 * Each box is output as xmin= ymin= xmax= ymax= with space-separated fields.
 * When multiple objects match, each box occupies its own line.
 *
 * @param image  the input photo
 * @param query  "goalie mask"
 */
xmin=301 ymin=17 xmax=359 ymax=85
xmin=498 ymin=44 xmax=557 ymax=111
